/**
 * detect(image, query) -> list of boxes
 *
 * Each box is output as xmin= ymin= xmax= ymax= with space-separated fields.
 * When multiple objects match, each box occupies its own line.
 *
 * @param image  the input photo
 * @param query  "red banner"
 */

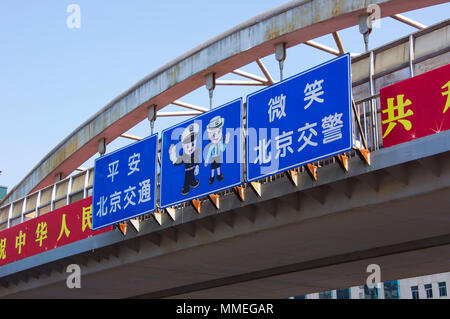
xmin=0 ymin=197 xmax=111 ymax=266
xmin=380 ymin=63 xmax=450 ymax=148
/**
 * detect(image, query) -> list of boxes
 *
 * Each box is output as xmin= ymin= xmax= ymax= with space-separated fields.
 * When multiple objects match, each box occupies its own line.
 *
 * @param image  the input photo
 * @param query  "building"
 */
xmin=0 ymin=186 xmax=7 ymax=202
xmin=291 ymin=272 xmax=449 ymax=299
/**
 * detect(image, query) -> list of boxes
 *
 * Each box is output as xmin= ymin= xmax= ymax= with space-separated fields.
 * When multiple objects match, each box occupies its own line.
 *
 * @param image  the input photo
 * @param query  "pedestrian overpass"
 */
xmin=1 ymin=0 xmax=449 ymax=298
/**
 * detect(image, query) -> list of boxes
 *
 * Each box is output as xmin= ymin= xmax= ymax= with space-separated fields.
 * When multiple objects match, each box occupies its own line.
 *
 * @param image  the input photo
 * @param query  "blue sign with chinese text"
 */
xmin=92 ymin=134 xmax=158 ymax=230
xmin=246 ymin=53 xmax=352 ymax=182
xmin=160 ymin=99 xmax=243 ymax=209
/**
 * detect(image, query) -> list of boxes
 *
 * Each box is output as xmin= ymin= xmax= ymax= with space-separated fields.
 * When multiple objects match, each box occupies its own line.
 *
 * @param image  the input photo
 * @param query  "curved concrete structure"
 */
xmin=2 ymin=0 xmax=447 ymax=205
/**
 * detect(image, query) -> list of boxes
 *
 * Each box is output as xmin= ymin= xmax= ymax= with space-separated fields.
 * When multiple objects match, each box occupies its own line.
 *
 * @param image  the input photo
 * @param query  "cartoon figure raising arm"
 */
xmin=204 ymin=116 xmax=230 ymax=185
xmin=169 ymin=123 xmax=201 ymax=195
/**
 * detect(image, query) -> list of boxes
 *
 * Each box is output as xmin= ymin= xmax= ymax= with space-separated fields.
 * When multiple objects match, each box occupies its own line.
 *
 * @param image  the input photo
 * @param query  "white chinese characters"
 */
xmin=107 ymin=160 xmax=119 ymax=182
xmin=252 ymin=113 xmax=345 ymax=165
xmin=253 ymin=139 xmax=272 ymax=165
xmin=138 ymin=179 xmax=152 ymax=204
xmin=107 ymin=153 xmax=142 ymax=182
xmin=297 ymin=123 xmax=318 ymax=152
xmin=110 ymin=191 xmax=121 ymax=213
xmin=304 ymin=79 xmax=324 ymax=109
xmin=123 ymin=186 xmax=136 ymax=209
xmin=96 ymin=196 xmax=108 ymax=217
xmin=268 ymin=94 xmax=286 ymax=123
xmin=97 ymin=151 xmax=152 ymax=218
xmin=97 ymin=179 xmax=152 ymax=217
xmin=275 ymin=131 xmax=294 ymax=159
xmin=128 ymin=153 xmax=141 ymax=175
xmin=322 ymin=113 xmax=344 ymax=144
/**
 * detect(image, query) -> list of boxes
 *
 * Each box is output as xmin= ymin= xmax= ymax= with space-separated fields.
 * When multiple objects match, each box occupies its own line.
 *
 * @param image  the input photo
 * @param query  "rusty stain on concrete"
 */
xmin=54 ymin=148 xmax=65 ymax=168
xmin=264 ymin=20 xmax=297 ymax=43
xmin=167 ymin=64 xmax=181 ymax=89
xmin=65 ymin=137 xmax=79 ymax=157
xmin=332 ymin=1 xmax=343 ymax=17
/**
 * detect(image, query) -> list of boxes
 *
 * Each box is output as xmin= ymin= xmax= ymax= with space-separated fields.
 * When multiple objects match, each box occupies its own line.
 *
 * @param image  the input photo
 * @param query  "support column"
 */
xmin=275 ymin=42 xmax=286 ymax=81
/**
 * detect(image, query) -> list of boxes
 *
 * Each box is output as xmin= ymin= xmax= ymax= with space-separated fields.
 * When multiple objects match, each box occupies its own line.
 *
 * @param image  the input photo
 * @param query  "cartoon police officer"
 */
xmin=204 ymin=116 xmax=230 ymax=185
xmin=169 ymin=123 xmax=201 ymax=195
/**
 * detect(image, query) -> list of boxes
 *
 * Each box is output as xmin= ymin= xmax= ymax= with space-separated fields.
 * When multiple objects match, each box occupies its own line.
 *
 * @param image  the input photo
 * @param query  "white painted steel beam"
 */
xmin=391 ymin=14 xmax=427 ymax=29
xmin=171 ymin=100 xmax=208 ymax=113
xmin=120 ymin=133 xmax=144 ymax=141
xmin=231 ymin=69 xmax=267 ymax=83
xmin=305 ymin=40 xmax=341 ymax=56
xmin=256 ymin=59 xmax=275 ymax=85
xmin=156 ymin=111 xmax=203 ymax=117
xmin=332 ymin=32 xmax=345 ymax=55
xmin=216 ymin=80 xmax=266 ymax=86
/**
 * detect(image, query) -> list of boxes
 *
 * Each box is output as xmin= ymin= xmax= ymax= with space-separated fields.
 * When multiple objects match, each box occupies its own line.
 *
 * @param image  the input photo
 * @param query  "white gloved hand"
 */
xmin=194 ymin=165 xmax=199 ymax=176
xmin=169 ymin=144 xmax=177 ymax=163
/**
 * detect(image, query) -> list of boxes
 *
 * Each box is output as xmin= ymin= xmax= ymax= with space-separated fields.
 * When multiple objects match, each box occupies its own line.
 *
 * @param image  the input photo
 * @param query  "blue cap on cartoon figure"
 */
xmin=207 ymin=116 xmax=224 ymax=132
xmin=181 ymin=123 xmax=199 ymax=144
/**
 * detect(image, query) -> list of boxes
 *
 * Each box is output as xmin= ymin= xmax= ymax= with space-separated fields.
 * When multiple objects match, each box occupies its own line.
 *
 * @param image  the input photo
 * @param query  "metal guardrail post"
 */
xmin=84 ymin=169 xmax=90 ymax=199
xmin=66 ymin=176 xmax=73 ymax=205
xmin=368 ymin=51 xmax=377 ymax=151
xmin=50 ymin=183 xmax=57 ymax=211
xmin=7 ymin=203 xmax=12 ymax=229
xmin=409 ymin=35 xmax=415 ymax=78
xmin=21 ymin=197 xmax=26 ymax=224
xmin=35 ymin=190 xmax=41 ymax=218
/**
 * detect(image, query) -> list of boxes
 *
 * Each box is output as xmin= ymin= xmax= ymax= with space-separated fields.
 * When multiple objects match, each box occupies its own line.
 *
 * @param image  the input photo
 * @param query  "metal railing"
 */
xmin=0 ymin=168 xmax=94 ymax=231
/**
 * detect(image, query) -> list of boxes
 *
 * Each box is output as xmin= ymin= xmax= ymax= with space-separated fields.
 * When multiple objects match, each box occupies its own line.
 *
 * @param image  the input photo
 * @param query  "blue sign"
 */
xmin=246 ymin=53 xmax=352 ymax=182
xmin=160 ymin=99 xmax=243 ymax=208
xmin=92 ymin=134 xmax=158 ymax=230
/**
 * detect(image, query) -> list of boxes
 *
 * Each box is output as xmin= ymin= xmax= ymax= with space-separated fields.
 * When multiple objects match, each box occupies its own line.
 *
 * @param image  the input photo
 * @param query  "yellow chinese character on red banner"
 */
xmin=82 ymin=205 xmax=92 ymax=232
xmin=35 ymin=222 xmax=48 ymax=247
xmin=15 ymin=230 xmax=26 ymax=255
xmin=0 ymin=238 xmax=6 ymax=260
xmin=442 ymin=81 xmax=450 ymax=114
xmin=57 ymin=214 xmax=71 ymax=241
xmin=382 ymin=94 xmax=414 ymax=138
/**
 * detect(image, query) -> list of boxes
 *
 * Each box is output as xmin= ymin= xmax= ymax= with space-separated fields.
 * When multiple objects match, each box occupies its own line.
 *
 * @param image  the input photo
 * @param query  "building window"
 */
xmin=438 ymin=282 xmax=447 ymax=297
xmin=384 ymin=280 xmax=399 ymax=299
xmin=424 ymin=284 xmax=433 ymax=299
xmin=358 ymin=286 xmax=365 ymax=299
xmin=319 ymin=291 xmax=332 ymax=299
xmin=336 ymin=288 xmax=350 ymax=299
xmin=411 ymin=286 xmax=419 ymax=299
xmin=364 ymin=285 xmax=378 ymax=299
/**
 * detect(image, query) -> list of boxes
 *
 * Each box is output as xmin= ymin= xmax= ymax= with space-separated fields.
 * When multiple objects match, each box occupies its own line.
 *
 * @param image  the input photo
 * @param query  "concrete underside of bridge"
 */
xmin=1 ymin=132 xmax=450 ymax=298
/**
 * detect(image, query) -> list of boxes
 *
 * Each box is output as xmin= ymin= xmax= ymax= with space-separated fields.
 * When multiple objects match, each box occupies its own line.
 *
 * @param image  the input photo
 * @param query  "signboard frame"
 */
xmin=245 ymin=53 xmax=353 ymax=182
xmin=92 ymin=134 xmax=158 ymax=230
xmin=159 ymin=98 xmax=244 ymax=209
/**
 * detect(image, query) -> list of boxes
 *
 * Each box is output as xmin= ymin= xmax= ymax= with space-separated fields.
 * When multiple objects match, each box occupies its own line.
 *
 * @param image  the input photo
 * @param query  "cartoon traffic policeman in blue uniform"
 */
xmin=204 ymin=116 xmax=230 ymax=185
xmin=169 ymin=123 xmax=201 ymax=195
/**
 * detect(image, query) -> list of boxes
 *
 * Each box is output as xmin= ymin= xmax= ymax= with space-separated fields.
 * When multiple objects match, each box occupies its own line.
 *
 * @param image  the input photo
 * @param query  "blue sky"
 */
xmin=0 ymin=1 xmax=449 ymax=191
